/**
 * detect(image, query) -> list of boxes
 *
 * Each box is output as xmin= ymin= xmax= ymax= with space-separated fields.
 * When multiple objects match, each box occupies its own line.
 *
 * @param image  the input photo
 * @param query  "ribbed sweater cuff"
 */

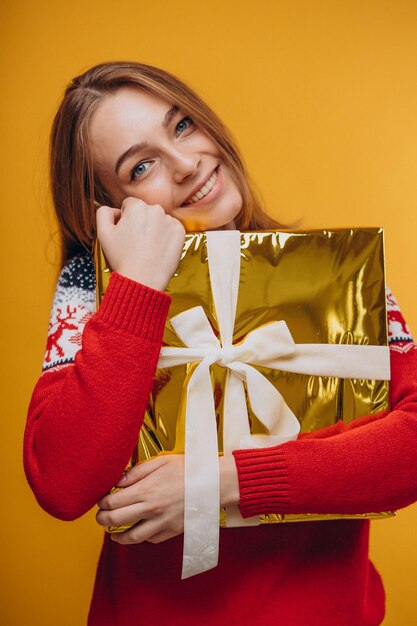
xmin=232 ymin=446 xmax=292 ymax=518
xmin=95 ymin=272 xmax=171 ymax=341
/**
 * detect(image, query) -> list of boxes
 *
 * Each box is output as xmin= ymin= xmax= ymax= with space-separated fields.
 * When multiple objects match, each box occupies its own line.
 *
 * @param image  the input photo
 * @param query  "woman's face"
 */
xmin=89 ymin=87 xmax=243 ymax=231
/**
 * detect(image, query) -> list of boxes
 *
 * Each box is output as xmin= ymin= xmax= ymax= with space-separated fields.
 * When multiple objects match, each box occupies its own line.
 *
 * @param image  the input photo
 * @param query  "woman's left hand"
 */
xmin=96 ymin=455 xmax=185 ymax=545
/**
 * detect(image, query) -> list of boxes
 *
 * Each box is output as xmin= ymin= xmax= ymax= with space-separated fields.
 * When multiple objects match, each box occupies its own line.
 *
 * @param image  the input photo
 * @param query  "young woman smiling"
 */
xmin=24 ymin=61 xmax=417 ymax=626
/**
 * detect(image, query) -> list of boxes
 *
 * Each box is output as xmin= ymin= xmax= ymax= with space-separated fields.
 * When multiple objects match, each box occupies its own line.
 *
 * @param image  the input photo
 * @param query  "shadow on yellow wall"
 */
xmin=3 ymin=1 xmax=417 ymax=624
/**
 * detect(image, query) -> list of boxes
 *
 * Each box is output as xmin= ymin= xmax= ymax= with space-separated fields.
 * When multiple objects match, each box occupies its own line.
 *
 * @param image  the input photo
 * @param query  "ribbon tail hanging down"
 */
xmin=181 ymin=355 xmax=220 ymax=580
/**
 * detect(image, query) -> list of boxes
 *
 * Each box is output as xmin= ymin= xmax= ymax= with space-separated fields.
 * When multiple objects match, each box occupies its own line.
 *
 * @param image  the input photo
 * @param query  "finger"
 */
xmin=110 ymin=519 xmax=162 ymax=545
xmin=120 ymin=196 xmax=148 ymax=214
xmin=97 ymin=482 xmax=146 ymax=510
xmin=115 ymin=455 xmax=172 ymax=487
xmin=146 ymin=531 xmax=179 ymax=544
xmin=96 ymin=502 xmax=147 ymax=528
xmin=96 ymin=205 xmax=121 ymax=235
xmin=113 ymin=208 xmax=122 ymax=224
xmin=167 ymin=213 xmax=186 ymax=233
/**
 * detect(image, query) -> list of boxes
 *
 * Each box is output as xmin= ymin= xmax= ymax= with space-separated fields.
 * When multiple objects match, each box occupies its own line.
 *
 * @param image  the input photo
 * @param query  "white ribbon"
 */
xmin=157 ymin=231 xmax=390 ymax=579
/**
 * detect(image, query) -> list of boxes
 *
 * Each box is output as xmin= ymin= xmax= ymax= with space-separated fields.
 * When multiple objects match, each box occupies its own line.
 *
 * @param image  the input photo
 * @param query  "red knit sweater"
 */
xmin=24 ymin=256 xmax=417 ymax=626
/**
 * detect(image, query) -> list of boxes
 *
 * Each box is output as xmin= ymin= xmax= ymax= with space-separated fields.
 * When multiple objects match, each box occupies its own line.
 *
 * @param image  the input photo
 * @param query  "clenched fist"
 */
xmin=96 ymin=197 xmax=186 ymax=291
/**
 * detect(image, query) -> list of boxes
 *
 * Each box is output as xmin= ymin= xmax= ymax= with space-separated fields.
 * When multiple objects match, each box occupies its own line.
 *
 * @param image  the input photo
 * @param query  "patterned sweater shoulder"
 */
xmin=42 ymin=253 xmax=96 ymax=372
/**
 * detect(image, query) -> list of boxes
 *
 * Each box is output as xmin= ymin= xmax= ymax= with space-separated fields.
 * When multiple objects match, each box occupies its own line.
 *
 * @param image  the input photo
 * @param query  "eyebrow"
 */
xmin=114 ymin=105 xmax=179 ymax=175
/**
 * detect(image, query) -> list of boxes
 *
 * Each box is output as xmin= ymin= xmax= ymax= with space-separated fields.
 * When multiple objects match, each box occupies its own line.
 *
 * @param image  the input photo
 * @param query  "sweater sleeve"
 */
xmin=233 ymin=287 xmax=417 ymax=518
xmin=23 ymin=253 xmax=171 ymax=521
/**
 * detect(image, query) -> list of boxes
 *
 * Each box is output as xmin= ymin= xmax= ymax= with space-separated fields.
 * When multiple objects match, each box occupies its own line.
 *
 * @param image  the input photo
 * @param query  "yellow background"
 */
xmin=2 ymin=0 xmax=417 ymax=623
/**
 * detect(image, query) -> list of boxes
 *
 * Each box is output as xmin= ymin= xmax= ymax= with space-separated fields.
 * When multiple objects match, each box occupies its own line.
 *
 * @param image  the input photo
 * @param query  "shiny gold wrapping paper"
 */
xmin=95 ymin=228 xmax=393 ymax=529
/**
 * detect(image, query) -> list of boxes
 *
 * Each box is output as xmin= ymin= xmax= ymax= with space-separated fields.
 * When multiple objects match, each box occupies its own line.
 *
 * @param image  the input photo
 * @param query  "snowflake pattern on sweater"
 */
xmin=42 ymin=253 xmax=416 ymax=372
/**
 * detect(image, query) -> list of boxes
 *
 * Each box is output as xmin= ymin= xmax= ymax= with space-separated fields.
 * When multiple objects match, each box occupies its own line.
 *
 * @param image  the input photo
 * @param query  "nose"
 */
xmin=170 ymin=146 xmax=200 ymax=183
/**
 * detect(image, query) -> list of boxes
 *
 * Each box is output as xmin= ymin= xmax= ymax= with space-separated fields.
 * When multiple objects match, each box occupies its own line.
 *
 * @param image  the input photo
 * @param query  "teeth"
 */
xmin=185 ymin=169 xmax=218 ymax=205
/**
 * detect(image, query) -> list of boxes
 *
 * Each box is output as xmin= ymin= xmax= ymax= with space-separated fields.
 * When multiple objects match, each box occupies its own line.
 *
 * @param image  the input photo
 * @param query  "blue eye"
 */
xmin=176 ymin=116 xmax=193 ymax=135
xmin=130 ymin=160 xmax=152 ymax=181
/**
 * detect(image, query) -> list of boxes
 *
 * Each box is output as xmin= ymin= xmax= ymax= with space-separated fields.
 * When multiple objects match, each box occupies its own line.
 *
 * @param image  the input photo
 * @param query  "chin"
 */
xmin=185 ymin=218 xmax=238 ymax=233
xmin=206 ymin=206 xmax=242 ymax=231
xmin=206 ymin=220 xmax=237 ymax=231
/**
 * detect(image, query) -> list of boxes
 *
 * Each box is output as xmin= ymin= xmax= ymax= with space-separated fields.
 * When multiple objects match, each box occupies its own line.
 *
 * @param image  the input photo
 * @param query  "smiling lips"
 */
xmin=182 ymin=167 xmax=219 ymax=206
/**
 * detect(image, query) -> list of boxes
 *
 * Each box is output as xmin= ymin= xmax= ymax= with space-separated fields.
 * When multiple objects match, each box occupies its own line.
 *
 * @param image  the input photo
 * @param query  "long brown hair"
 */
xmin=50 ymin=61 xmax=282 ymax=265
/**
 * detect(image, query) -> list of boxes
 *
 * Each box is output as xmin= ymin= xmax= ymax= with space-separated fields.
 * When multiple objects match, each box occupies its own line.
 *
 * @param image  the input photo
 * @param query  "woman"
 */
xmin=24 ymin=61 xmax=417 ymax=625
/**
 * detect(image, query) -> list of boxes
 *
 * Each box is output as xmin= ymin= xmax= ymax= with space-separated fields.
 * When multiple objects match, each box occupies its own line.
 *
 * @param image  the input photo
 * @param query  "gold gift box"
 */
xmin=95 ymin=228 xmax=393 ymax=528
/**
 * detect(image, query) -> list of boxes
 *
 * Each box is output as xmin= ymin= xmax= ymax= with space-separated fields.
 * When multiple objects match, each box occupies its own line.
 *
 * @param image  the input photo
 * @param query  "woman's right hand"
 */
xmin=96 ymin=197 xmax=186 ymax=291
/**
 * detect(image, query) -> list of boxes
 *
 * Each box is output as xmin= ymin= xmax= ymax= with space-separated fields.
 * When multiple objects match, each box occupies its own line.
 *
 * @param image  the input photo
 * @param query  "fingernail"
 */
xmin=119 ymin=472 xmax=127 ymax=483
